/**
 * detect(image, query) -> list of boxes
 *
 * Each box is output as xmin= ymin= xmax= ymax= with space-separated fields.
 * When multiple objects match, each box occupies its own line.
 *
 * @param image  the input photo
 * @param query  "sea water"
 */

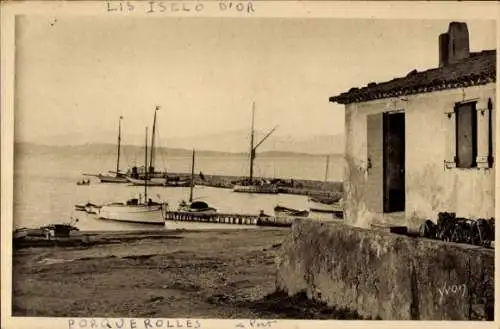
xmin=13 ymin=147 xmax=344 ymax=231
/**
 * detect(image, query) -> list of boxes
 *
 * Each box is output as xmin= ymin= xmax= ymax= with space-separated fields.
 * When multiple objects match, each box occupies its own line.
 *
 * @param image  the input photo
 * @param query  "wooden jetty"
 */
xmin=164 ymin=211 xmax=297 ymax=227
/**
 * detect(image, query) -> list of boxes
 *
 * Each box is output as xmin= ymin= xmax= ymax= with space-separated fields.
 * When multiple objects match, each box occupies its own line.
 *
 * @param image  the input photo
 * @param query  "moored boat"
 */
xmin=127 ymin=176 xmax=167 ymax=186
xmin=177 ymin=200 xmax=217 ymax=214
xmin=233 ymin=180 xmax=279 ymax=194
xmin=165 ymin=177 xmax=191 ymax=187
xmin=74 ymin=202 xmax=101 ymax=214
xmin=232 ymin=102 xmax=279 ymax=195
xmin=274 ymin=205 xmax=309 ymax=218
xmin=175 ymin=149 xmax=217 ymax=215
xmin=97 ymin=173 xmax=128 ymax=184
xmin=98 ymin=119 xmax=166 ymax=225
xmin=308 ymin=197 xmax=344 ymax=218
xmin=95 ymin=116 xmax=129 ymax=184
xmin=98 ymin=199 xmax=165 ymax=225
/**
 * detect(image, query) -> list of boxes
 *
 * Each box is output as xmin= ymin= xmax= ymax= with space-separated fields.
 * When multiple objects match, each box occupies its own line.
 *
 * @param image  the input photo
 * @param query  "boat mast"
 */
xmin=189 ymin=149 xmax=195 ymax=202
xmin=144 ymin=126 xmax=148 ymax=203
xmin=248 ymin=101 xmax=278 ymax=182
xmin=116 ymin=116 xmax=123 ymax=177
xmin=249 ymin=102 xmax=255 ymax=182
xmin=324 ymin=155 xmax=330 ymax=182
xmin=149 ymin=106 xmax=159 ymax=174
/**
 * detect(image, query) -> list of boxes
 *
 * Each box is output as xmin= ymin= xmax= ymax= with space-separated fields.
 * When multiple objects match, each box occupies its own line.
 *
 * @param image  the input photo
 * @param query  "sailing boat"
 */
xmin=98 ymin=126 xmax=166 ymax=225
xmin=126 ymin=106 xmax=190 ymax=187
xmin=127 ymin=106 xmax=165 ymax=185
xmin=177 ymin=149 xmax=217 ymax=214
xmin=96 ymin=116 xmax=129 ymax=183
xmin=307 ymin=155 xmax=343 ymax=216
xmin=232 ymin=102 xmax=279 ymax=194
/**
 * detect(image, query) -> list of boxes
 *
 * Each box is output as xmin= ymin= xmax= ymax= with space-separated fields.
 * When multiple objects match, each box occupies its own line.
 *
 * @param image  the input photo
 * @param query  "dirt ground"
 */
xmin=12 ymin=228 xmax=365 ymax=319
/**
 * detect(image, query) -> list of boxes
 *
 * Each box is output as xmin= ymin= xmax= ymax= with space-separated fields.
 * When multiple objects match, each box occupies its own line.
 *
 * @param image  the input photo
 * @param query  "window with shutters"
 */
xmin=455 ymin=102 xmax=477 ymax=168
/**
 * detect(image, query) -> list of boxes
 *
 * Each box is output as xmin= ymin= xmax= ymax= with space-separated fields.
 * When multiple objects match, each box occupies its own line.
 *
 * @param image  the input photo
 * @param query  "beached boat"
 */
xmin=306 ymin=155 xmax=344 ymax=218
xmin=274 ymin=205 xmax=309 ymax=218
xmin=13 ymin=228 xmax=30 ymax=239
xmin=308 ymin=197 xmax=344 ymax=218
xmin=14 ymin=218 xmax=80 ymax=240
xmin=176 ymin=150 xmax=217 ymax=214
xmin=98 ymin=123 xmax=166 ymax=225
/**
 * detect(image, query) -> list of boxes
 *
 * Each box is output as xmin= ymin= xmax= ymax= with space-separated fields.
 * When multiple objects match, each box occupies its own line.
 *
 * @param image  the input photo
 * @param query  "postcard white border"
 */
xmin=1 ymin=1 xmax=499 ymax=329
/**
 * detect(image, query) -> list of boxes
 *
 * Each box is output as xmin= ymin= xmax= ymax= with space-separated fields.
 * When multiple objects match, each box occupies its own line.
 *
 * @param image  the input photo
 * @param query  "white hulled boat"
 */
xmin=99 ymin=120 xmax=166 ymax=225
xmin=98 ymin=199 xmax=165 ymax=224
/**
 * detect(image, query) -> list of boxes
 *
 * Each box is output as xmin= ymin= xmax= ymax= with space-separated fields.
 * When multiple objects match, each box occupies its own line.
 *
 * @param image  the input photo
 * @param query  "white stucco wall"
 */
xmin=344 ymin=83 xmax=496 ymax=228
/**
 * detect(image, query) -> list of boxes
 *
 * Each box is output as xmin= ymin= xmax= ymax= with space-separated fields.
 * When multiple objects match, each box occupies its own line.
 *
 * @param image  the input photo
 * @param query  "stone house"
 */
xmin=329 ymin=22 xmax=496 ymax=228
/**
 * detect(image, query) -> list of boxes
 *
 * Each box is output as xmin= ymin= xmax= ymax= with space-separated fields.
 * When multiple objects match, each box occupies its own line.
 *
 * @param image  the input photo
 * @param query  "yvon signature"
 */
xmin=438 ymin=282 xmax=466 ymax=298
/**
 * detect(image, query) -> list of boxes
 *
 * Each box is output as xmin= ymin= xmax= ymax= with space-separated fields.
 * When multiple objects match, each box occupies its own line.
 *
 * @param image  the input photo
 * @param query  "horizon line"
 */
xmin=15 ymin=141 xmax=345 ymax=157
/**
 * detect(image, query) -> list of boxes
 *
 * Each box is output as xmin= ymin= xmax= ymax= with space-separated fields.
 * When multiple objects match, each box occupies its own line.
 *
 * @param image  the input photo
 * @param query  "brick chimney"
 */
xmin=439 ymin=22 xmax=470 ymax=67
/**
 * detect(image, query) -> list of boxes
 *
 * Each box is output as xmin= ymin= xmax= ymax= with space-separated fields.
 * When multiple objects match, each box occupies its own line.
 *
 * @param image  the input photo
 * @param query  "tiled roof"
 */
xmin=329 ymin=50 xmax=496 ymax=105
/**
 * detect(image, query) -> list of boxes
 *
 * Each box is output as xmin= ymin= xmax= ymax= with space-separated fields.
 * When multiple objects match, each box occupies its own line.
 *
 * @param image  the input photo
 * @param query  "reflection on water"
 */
xmin=13 ymin=151 xmax=341 ymax=231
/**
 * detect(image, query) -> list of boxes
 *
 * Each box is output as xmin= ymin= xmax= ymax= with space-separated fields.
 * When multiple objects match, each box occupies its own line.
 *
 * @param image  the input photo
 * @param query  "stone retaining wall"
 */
xmin=275 ymin=220 xmax=494 ymax=320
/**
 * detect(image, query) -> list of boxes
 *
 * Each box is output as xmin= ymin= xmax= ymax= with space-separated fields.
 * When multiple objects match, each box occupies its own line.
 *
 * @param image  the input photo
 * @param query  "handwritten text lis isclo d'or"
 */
xmin=106 ymin=1 xmax=256 ymax=14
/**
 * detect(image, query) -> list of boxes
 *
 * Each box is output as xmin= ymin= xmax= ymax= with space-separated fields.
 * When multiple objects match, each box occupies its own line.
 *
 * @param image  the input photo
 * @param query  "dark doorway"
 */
xmin=383 ymin=112 xmax=405 ymax=212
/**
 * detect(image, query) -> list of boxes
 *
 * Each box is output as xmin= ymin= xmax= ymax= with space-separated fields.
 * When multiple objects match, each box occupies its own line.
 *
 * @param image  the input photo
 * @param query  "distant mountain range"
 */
xmin=18 ymin=129 xmax=345 ymax=156
xmin=15 ymin=142 xmax=344 ymax=160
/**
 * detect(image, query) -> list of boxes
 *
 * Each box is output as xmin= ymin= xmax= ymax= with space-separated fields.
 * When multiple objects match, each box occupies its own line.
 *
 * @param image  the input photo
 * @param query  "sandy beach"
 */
xmin=12 ymin=228 xmax=365 ymax=319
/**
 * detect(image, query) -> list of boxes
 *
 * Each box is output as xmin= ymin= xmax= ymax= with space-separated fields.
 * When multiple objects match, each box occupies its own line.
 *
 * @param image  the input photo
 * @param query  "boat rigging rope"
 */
xmin=154 ymin=129 xmax=168 ymax=174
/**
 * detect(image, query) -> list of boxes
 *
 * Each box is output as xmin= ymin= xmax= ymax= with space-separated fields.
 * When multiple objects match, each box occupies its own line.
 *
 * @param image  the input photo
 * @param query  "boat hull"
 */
xmin=127 ymin=177 xmax=166 ymax=186
xmin=233 ymin=185 xmax=278 ymax=194
xmin=274 ymin=206 xmax=309 ymax=218
xmin=308 ymin=198 xmax=342 ymax=213
xmin=98 ymin=204 xmax=165 ymax=225
xmin=177 ymin=207 xmax=217 ymax=215
xmin=98 ymin=175 xmax=129 ymax=184
xmin=165 ymin=180 xmax=191 ymax=187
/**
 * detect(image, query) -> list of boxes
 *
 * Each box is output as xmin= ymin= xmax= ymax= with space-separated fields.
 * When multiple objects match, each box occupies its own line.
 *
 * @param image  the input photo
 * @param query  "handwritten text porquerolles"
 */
xmin=68 ymin=318 xmax=279 ymax=329
xmin=105 ymin=1 xmax=256 ymax=14
xmin=68 ymin=318 xmax=202 ymax=329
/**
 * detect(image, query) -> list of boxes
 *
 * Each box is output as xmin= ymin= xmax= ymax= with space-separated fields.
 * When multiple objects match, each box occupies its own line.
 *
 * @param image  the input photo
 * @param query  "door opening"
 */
xmin=383 ymin=112 xmax=405 ymax=212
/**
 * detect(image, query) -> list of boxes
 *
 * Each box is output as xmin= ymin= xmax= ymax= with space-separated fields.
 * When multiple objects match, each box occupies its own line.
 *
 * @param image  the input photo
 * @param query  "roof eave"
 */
xmin=329 ymin=75 xmax=495 ymax=106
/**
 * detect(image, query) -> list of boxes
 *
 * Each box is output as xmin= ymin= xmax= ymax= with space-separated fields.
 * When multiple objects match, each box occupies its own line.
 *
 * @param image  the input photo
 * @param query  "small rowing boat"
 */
xmin=274 ymin=205 xmax=309 ymax=218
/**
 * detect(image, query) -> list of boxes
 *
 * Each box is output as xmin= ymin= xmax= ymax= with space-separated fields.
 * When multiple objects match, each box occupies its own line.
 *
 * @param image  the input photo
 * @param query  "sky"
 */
xmin=14 ymin=17 xmax=496 ymax=145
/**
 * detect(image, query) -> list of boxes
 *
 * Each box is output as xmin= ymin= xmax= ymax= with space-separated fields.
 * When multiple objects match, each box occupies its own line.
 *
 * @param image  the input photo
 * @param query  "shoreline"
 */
xmin=12 ymin=228 xmax=364 ymax=319
xmin=168 ymin=172 xmax=343 ymax=198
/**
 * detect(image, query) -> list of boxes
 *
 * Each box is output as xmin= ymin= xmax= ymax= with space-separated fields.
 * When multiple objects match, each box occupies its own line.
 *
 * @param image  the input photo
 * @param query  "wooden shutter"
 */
xmin=366 ymin=113 xmax=384 ymax=213
xmin=476 ymin=98 xmax=492 ymax=168
xmin=444 ymin=110 xmax=456 ymax=168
